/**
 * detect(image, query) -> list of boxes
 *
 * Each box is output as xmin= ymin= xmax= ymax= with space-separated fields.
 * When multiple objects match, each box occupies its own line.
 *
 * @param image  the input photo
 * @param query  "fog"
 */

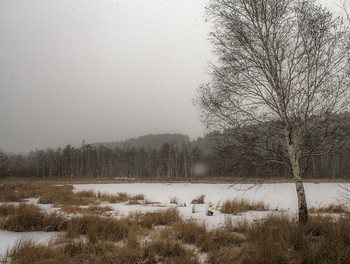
xmin=0 ymin=0 xmax=213 ymax=153
xmin=0 ymin=0 xmax=343 ymax=153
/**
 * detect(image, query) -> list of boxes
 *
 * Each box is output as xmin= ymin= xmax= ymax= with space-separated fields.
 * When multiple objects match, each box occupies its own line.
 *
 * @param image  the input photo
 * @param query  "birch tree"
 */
xmin=196 ymin=0 xmax=350 ymax=224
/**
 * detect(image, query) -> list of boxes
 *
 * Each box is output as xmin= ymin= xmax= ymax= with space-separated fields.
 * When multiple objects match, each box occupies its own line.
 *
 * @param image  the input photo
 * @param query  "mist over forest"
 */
xmin=1 ymin=112 xmax=350 ymax=180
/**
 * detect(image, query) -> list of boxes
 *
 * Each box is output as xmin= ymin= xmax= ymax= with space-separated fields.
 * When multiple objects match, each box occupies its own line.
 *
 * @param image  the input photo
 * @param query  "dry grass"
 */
xmin=60 ymin=205 xmax=113 ymax=215
xmin=65 ymin=215 xmax=134 ymax=243
xmin=220 ymin=198 xmax=268 ymax=214
xmin=0 ymin=203 xmax=17 ymax=217
xmin=241 ymin=214 xmax=350 ymax=264
xmin=97 ymin=191 xmax=146 ymax=205
xmin=0 ymin=181 xmax=42 ymax=202
xmin=4 ymin=178 xmax=350 ymax=264
xmin=0 ymin=203 xmax=67 ymax=232
xmin=191 ymin=194 xmax=205 ymax=204
xmin=39 ymin=185 xmax=99 ymax=207
xmin=224 ymin=215 xmax=249 ymax=233
xmin=309 ymin=204 xmax=348 ymax=214
xmin=130 ymin=208 xmax=181 ymax=229
xmin=170 ymin=196 xmax=178 ymax=204
xmin=6 ymin=206 xmax=350 ymax=264
xmin=144 ymin=227 xmax=199 ymax=263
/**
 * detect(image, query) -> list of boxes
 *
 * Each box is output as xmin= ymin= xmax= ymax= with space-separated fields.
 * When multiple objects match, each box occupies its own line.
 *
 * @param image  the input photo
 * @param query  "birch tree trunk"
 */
xmin=285 ymin=133 xmax=308 ymax=224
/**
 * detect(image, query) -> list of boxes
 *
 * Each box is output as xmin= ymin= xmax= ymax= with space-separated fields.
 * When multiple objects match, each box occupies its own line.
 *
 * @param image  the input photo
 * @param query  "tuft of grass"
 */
xmin=206 ymin=246 xmax=242 ymax=264
xmin=309 ymin=204 xmax=348 ymax=214
xmin=134 ymin=208 xmax=181 ymax=229
xmin=144 ymin=227 xmax=199 ymax=263
xmin=0 ymin=203 xmax=67 ymax=232
xmin=224 ymin=215 xmax=249 ymax=233
xmin=0 ymin=203 xmax=17 ymax=217
xmin=0 ymin=181 xmax=41 ymax=202
xmin=60 ymin=205 xmax=113 ymax=215
xmin=220 ymin=198 xmax=268 ymax=214
xmin=241 ymin=214 xmax=350 ymax=264
xmin=7 ymin=237 xmax=145 ymax=264
xmin=191 ymin=194 xmax=205 ymax=204
xmin=170 ymin=196 xmax=178 ymax=204
xmin=75 ymin=190 xmax=96 ymax=198
xmin=65 ymin=215 xmax=134 ymax=243
xmin=98 ymin=191 xmax=145 ymax=204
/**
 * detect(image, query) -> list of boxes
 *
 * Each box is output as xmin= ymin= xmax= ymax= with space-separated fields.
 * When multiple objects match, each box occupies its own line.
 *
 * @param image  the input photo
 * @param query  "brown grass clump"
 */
xmin=0 ymin=203 xmax=67 ymax=232
xmin=220 ymin=198 xmax=268 ymax=214
xmin=7 ymin=237 xmax=145 ymax=264
xmin=206 ymin=246 xmax=242 ymax=264
xmin=241 ymin=214 xmax=350 ymax=264
xmin=7 ymin=229 xmax=197 ymax=264
xmin=0 ymin=203 xmax=17 ymax=217
xmin=39 ymin=185 xmax=98 ymax=207
xmin=170 ymin=196 xmax=178 ymax=204
xmin=60 ymin=205 xmax=113 ymax=215
xmin=0 ymin=181 xmax=43 ymax=202
xmin=174 ymin=219 xmax=207 ymax=245
xmin=133 ymin=208 xmax=181 ymax=229
xmin=97 ymin=191 xmax=128 ymax=203
xmin=224 ymin=215 xmax=249 ymax=233
xmin=97 ymin=191 xmax=145 ymax=204
xmin=144 ymin=227 xmax=199 ymax=264
xmin=191 ymin=194 xmax=205 ymax=204
xmin=65 ymin=215 xmax=134 ymax=243
xmin=309 ymin=204 xmax=348 ymax=214
xmin=174 ymin=219 xmax=243 ymax=253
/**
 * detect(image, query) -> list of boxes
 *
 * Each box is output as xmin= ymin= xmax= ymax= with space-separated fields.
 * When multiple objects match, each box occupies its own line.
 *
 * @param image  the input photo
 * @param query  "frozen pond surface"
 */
xmin=1 ymin=182 xmax=347 ymax=259
xmin=74 ymin=182 xmax=344 ymax=212
xmin=74 ymin=182 xmax=346 ymax=229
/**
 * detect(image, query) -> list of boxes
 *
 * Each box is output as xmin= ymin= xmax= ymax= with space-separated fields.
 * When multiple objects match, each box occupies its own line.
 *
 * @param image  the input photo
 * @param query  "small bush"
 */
xmin=220 ymin=199 xmax=268 ymax=214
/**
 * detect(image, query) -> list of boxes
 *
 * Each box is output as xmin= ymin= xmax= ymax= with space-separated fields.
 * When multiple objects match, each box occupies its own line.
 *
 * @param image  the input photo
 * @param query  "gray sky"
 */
xmin=0 ymin=0 xmax=214 ymax=153
xmin=0 ymin=0 xmax=343 ymax=153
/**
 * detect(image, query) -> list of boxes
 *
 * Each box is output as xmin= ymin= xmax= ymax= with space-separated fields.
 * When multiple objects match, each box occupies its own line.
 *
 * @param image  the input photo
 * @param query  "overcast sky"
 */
xmin=0 ymin=0 xmax=215 ymax=153
xmin=0 ymin=0 xmax=343 ymax=153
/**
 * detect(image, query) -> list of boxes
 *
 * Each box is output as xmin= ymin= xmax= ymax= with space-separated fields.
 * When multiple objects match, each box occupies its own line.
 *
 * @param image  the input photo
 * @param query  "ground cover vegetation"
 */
xmin=1 ymin=179 xmax=350 ymax=263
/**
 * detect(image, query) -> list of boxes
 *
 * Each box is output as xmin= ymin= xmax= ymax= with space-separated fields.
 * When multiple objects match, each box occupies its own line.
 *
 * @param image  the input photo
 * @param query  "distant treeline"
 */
xmin=1 ymin=133 xmax=350 ymax=179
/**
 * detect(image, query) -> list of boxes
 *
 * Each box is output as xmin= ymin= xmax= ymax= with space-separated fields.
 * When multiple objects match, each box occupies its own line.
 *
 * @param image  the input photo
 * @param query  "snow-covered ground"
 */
xmin=0 ymin=231 xmax=57 ymax=260
xmin=74 ymin=182 xmax=347 ymax=228
xmin=1 ymin=182 xmax=348 ymax=259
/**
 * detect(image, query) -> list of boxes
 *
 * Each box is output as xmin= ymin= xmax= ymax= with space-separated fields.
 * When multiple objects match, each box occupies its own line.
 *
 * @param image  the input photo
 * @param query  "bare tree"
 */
xmin=196 ymin=0 xmax=350 ymax=224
